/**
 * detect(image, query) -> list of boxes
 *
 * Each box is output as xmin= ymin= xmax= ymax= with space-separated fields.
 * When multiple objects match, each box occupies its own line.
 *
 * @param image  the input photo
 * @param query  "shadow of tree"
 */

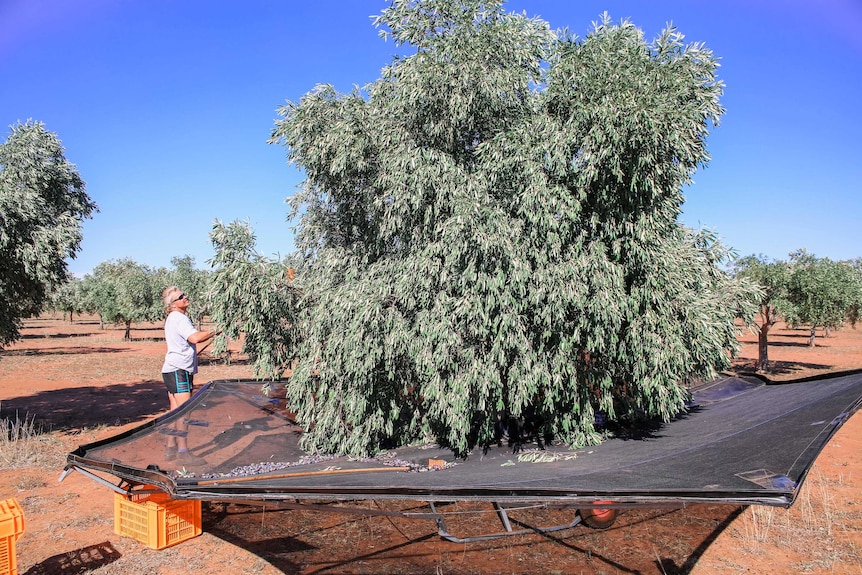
xmin=204 ymin=504 xmax=306 ymax=574
xmin=0 ymin=380 xmax=167 ymax=431
xmin=2 ymin=346 xmax=128 ymax=357
xmin=199 ymin=354 xmax=251 ymax=367
xmin=767 ymin=360 xmax=831 ymax=375
xmin=22 ymin=541 xmax=122 ymax=575
xmin=21 ymin=332 xmax=98 ymax=340
xmin=769 ymin=332 xmax=811 ymax=339
xmin=201 ymin=501 xmax=745 ymax=575
xmin=731 ymin=359 xmax=832 ymax=376
xmin=768 ymin=340 xmax=820 ymax=348
xmin=28 ymin=318 xmax=102 ymax=325
xmin=664 ymin=506 xmax=745 ymax=573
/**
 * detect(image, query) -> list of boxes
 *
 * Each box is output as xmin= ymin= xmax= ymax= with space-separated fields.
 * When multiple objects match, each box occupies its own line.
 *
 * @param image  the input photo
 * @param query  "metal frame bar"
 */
xmin=200 ymin=496 xmax=592 ymax=543
xmin=429 ymin=501 xmax=585 ymax=543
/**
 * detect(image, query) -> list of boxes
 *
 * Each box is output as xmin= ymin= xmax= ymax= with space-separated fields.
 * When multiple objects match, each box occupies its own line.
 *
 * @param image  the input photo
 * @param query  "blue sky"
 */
xmin=2 ymin=0 xmax=860 ymax=277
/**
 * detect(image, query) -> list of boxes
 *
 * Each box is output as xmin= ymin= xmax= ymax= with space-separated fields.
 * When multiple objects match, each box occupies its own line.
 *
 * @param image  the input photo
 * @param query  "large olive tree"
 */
xmin=0 ymin=121 xmax=97 ymax=346
xmin=261 ymin=0 xmax=756 ymax=456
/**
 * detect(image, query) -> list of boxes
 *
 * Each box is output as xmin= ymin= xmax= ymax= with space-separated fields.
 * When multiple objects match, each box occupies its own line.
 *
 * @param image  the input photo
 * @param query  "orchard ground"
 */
xmin=1 ymin=315 xmax=860 ymax=575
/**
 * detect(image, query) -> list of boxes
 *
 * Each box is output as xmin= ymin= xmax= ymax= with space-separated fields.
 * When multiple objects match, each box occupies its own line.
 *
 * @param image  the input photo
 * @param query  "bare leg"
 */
xmin=166 ymin=389 xmax=205 ymax=466
xmin=165 ymin=391 xmax=192 ymax=459
xmin=172 ymin=391 xmax=192 ymax=451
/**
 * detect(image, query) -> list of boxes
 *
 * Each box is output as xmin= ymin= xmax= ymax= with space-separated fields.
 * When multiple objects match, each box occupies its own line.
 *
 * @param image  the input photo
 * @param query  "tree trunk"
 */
xmin=756 ymin=323 xmax=770 ymax=371
xmin=124 ymin=320 xmax=132 ymax=341
xmin=808 ymin=326 xmax=816 ymax=347
xmin=755 ymin=304 xmax=777 ymax=372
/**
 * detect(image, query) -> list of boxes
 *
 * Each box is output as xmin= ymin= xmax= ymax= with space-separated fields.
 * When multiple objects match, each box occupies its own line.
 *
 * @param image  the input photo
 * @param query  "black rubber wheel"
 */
xmin=579 ymin=505 xmax=618 ymax=529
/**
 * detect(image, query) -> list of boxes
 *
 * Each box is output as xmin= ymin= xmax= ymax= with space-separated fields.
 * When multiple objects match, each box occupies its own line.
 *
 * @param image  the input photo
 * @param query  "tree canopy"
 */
xmin=48 ymin=276 xmax=85 ymax=323
xmin=208 ymin=220 xmax=302 ymax=380
xmin=0 ymin=121 xmax=97 ymax=346
xmin=785 ymin=250 xmax=860 ymax=346
xmin=733 ymin=254 xmax=787 ymax=370
xmin=734 ymin=250 xmax=862 ymax=368
xmin=215 ymin=0 xmax=759 ymax=457
xmin=82 ymin=259 xmax=163 ymax=340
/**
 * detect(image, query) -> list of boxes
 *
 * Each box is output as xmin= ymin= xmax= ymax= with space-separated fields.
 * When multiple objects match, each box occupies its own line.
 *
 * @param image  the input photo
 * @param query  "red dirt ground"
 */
xmin=1 ymin=316 xmax=861 ymax=574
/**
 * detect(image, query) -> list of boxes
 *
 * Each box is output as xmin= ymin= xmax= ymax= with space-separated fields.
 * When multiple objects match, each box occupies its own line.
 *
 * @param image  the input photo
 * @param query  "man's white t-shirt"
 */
xmin=161 ymin=311 xmax=198 ymax=374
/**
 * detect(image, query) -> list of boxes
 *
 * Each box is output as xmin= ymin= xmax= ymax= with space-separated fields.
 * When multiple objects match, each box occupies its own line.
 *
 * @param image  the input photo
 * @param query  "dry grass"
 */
xmin=732 ymin=470 xmax=861 ymax=572
xmin=0 ymin=409 xmax=67 ymax=469
xmin=1 ymin=403 xmax=110 ymax=473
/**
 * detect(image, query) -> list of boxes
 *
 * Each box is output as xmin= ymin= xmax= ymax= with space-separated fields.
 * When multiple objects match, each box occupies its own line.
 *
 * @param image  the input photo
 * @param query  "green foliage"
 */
xmin=846 ymin=258 xmax=862 ymax=327
xmin=732 ymin=254 xmax=788 ymax=370
xmin=733 ymin=255 xmax=789 ymax=309
xmin=0 ymin=121 xmax=97 ymax=346
xmin=732 ymin=254 xmax=790 ymax=329
xmin=735 ymin=251 xmax=861 ymax=364
xmin=82 ymin=259 xmax=163 ymax=339
xmin=261 ymin=0 xmax=757 ymax=456
xmin=207 ymin=221 xmax=303 ymax=379
xmin=48 ymin=276 xmax=85 ymax=322
xmin=786 ymin=250 xmax=859 ymax=345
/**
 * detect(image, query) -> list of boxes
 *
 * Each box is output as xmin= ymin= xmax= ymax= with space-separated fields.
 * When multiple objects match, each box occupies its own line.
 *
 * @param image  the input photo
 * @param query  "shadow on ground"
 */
xmin=22 ymin=541 xmax=122 ymax=575
xmin=201 ymin=501 xmax=745 ymax=575
xmin=0 ymin=380 xmax=166 ymax=431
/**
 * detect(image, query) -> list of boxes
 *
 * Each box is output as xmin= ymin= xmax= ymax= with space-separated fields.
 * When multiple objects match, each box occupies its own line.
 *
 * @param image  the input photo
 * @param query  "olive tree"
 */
xmin=207 ymin=220 xmax=302 ymax=380
xmin=83 ymin=259 xmax=163 ymax=339
xmin=786 ymin=250 xmax=858 ymax=347
xmin=48 ymin=276 xmax=85 ymax=323
xmin=0 ymin=121 xmax=97 ymax=346
xmin=733 ymin=255 xmax=789 ymax=371
xmin=264 ymin=0 xmax=757 ymax=456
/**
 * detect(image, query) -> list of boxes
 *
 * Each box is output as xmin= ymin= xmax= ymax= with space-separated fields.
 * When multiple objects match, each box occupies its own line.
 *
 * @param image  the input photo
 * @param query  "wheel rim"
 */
xmin=589 ymin=500 xmax=614 ymax=518
xmin=590 ymin=507 xmax=614 ymax=520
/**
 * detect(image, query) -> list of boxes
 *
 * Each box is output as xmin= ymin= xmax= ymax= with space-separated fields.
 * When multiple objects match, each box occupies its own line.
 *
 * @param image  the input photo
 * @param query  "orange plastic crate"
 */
xmin=113 ymin=490 xmax=201 ymax=550
xmin=0 ymin=498 xmax=25 ymax=575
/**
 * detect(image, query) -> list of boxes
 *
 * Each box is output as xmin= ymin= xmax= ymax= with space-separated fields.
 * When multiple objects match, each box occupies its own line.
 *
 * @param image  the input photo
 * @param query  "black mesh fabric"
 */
xmin=67 ymin=372 xmax=862 ymax=507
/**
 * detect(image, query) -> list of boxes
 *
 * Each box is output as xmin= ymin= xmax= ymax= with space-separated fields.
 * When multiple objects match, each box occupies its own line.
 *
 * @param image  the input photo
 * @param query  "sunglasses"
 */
xmin=173 ymin=293 xmax=187 ymax=303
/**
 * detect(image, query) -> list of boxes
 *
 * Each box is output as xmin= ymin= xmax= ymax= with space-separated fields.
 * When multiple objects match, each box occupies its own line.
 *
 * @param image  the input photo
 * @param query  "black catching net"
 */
xmin=66 ymin=372 xmax=862 ymax=508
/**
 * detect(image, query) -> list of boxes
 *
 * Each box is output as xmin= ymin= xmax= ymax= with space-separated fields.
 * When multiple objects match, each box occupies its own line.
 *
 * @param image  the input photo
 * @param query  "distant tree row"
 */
xmin=47 ymin=256 xmax=211 ymax=339
xmin=41 ymin=244 xmax=861 ymax=378
xmin=734 ymin=250 xmax=862 ymax=371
